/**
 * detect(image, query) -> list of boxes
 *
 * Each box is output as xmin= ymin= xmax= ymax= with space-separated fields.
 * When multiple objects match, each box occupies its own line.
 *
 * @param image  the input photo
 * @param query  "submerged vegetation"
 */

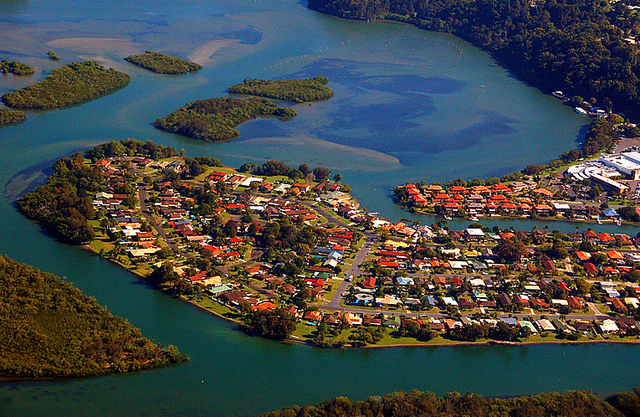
xmin=0 ymin=109 xmax=26 ymax=126
xmin=309 ymin=0 xmax=640 ymax=119
xmin=155 ymin=96 xmax=297 ymax=142
xmin=125 ymin=51 xmax=203 ymax=74
xmin=0 ymin=255 xmax=187 ymax=379
xmin=2 ymin=61 xmax=129 ymax=109
xmin=0 ymin=59 xmax=34 ymax=76
xmin=263 ymin=389 xmax=640 ymax=417
xmin=228 ymin=76 xmax=333 ymax=103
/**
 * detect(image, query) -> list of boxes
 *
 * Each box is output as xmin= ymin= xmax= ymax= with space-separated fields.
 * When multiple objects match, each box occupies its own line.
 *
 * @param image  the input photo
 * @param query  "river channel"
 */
xmin=0 ymin=0 xmax=639 ymax=415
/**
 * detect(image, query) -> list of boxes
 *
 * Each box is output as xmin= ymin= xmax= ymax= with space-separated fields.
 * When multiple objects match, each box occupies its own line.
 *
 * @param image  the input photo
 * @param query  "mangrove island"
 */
xmin=2 ymin=61 xmax=130 ymax=110
xmin=125 ymin=51 xmax=203 ymax=74
xmin=0 ymin=59 xmax=34 ymax=76
xmin=0 ymin=109 xmax=26 ymax=126
xmin=228 ymin=75 xmax=333 ymax=103
xmin=155 ymin=96 xmax=296 ymax=142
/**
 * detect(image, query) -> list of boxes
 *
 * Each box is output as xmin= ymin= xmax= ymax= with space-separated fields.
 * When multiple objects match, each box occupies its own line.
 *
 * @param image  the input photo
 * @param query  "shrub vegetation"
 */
xmin=155 ymin=96 xmax=297 ymax=142
xmin=228 ymin=75 xmax=333 ymax=103
xmin=124 ymin=51 xmax=202 ymax=74
xmin=0 ymin=108 xmax=26 ymax=126
xmin=0 ymin=59 xmax=34 ymax=76
xmin=2 ymin=61 xmax=129 ymax=109
xmin=263 ymin=389 xmax=631 ymax=417
xmin=0 ymin=255 xmax=187 ymax=379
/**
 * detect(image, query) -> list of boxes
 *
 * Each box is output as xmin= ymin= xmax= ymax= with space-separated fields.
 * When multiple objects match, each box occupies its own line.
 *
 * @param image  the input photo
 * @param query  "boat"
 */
xmin=468 ymin=216 xmax=479 ymax=221
xmin=575 ymin=107 xmax=587 ymax=115
xmin=444 ymin=215 xmax=453 ymax=220
xmin=552 ymin=90 xmax=564 ymax=99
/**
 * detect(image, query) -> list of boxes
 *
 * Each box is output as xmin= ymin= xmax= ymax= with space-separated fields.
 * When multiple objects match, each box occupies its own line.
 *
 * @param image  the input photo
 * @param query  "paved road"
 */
xmin=219 ymin=249 xmax=264 ymax=273
xmin=325 ymin=235 xmax=377 ymax=309
xmin=137 ymin=182 xmax=179 ymax=252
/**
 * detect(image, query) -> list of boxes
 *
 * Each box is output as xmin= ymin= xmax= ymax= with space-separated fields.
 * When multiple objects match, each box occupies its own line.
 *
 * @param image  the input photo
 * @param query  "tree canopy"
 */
xmin=262 ymin=389 xmax=628 ymax=417
xmin=0 ymin=255 xmax=187 ymax=379
xmin=125 ymin=51 xmax=202 ymax=74
xmin=155 ymin=96 xmax=297 ymax=142
xmin=309 ymin=0 xmax=640 ymax=119
xmin=2 ymin=61 xmax=130 ymax=110
xmin=228 ymin=76 xmax=333 ymax=103
xmin=0 ymin=108 xmax=26 ymax=126
xmin=0 ymin=59 xmax=34 ymax=76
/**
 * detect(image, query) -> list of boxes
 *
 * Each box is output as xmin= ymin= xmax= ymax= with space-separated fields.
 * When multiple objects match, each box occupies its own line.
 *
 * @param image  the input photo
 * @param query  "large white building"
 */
xmin=599 ymin=151 xmax=640 ymax=180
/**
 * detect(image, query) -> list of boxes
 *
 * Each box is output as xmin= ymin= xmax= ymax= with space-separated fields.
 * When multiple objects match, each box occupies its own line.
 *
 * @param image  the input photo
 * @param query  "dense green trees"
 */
xmin=495 ymin=237 xmax=527 ymax=262
xmin=2 ymin=61 xmax=130 ymax=109
xmin=228 ymin=76 xmax=333 ymax=103
xmin=155 ymin=97 xmax=297 ymax=142
xmin=308 ymin=0 xmax=640 ymax=119
xmin=17 ymin=154 xmax=102 ymax=244
xmin=262 ymin=389 xmax=629 ymax=417
xmin=125 ymin=51 xmax=202 ymax=74
xmin=0 ymin=59 xmax=34 ymax=76
xmin=0 ymin=255 xmax=187 ymax=379
xmin=242 ymin=308 xmax=297 ymax=339
xmin=0 ymin=108 xmax=26 ymax=125
xmin=85 ymin=138 xmax=178 ymax=160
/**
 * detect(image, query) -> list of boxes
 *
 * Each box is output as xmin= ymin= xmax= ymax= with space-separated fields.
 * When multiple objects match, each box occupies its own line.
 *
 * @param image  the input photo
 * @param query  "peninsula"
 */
xmin=394 ymin=114 xmax=640 ymax=225
xmin=228 ymin=76 xmax=333 ymax=103
xmin=2 ymin=61 xmax=130 ymax=110
xmin=17 ymin=139 xmax=640 ymax=349
xmin=0 ymin=255 xmax=187 ymax=379
xmin=155 ymin=97 xmax=296 ymax=142
xmin=125 ymin=51 xmax=203 ymax=74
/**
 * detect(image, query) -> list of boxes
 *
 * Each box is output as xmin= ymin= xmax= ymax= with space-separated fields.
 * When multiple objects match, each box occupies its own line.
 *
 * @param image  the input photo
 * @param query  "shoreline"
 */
xmin=361 ymin=337 xmax=640 ymax=349
xmin=405 ymin=208 xmax=638 ymax=227
xmin=78 ymin=214 xmax=638 ymax=351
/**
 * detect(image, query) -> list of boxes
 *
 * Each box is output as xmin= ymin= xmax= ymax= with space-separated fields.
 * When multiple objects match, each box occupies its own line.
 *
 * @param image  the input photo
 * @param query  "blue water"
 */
xmin=0 ymin=0 xmax=637 ymax=415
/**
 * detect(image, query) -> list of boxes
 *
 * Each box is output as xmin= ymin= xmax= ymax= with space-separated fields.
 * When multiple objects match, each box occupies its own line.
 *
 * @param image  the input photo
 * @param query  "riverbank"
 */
xmin=361 ymin=337 xmax=640 ymax=349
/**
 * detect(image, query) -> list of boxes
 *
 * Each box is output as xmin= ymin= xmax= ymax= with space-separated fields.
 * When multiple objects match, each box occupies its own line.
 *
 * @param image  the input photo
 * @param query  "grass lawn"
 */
xmin=369 ymin=331 xmax=466 ymax=346
xmin=594 ymin=303 xmax=612 ymax=314
xmin=195 ymin=297 xmax=243 ymax=321
xmin=291 ymin=322 xmax=317 ymax=340
xmin=323 ymin=279 xmax=342 ymax=301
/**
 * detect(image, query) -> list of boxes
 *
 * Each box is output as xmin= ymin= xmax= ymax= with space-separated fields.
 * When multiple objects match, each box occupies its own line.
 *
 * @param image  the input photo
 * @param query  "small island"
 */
xmin=155 ymin=96 xmax=296 ymax=142
xmin=0 ymin=108 xmax=26 ymax=126
xmin=2 ymin=61 xmax=130 ymax=110
xmin=47 ymin=51 xmax=60 ymax=61
xmin=0 ymin=255 xmax=187 ymax=379
xmin=0 ymin=59 xmax=35 ymax=76
xmin=228 ymin=76 xmax=333 ymax=103
xmin=124 ymin=51 xmax=203 ymax=75
xmin=263 ymin=389 xmax=640 ymax=417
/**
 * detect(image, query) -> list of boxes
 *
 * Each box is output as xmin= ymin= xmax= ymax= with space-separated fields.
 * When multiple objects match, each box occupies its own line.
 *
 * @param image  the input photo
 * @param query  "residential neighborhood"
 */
xmin=23 ymin=140 xmax=640 ymax=348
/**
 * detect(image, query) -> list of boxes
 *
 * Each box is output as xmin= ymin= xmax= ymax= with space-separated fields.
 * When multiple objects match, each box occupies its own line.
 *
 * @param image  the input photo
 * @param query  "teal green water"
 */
xmin=0 ymin=0 xmax=638 ymax=415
